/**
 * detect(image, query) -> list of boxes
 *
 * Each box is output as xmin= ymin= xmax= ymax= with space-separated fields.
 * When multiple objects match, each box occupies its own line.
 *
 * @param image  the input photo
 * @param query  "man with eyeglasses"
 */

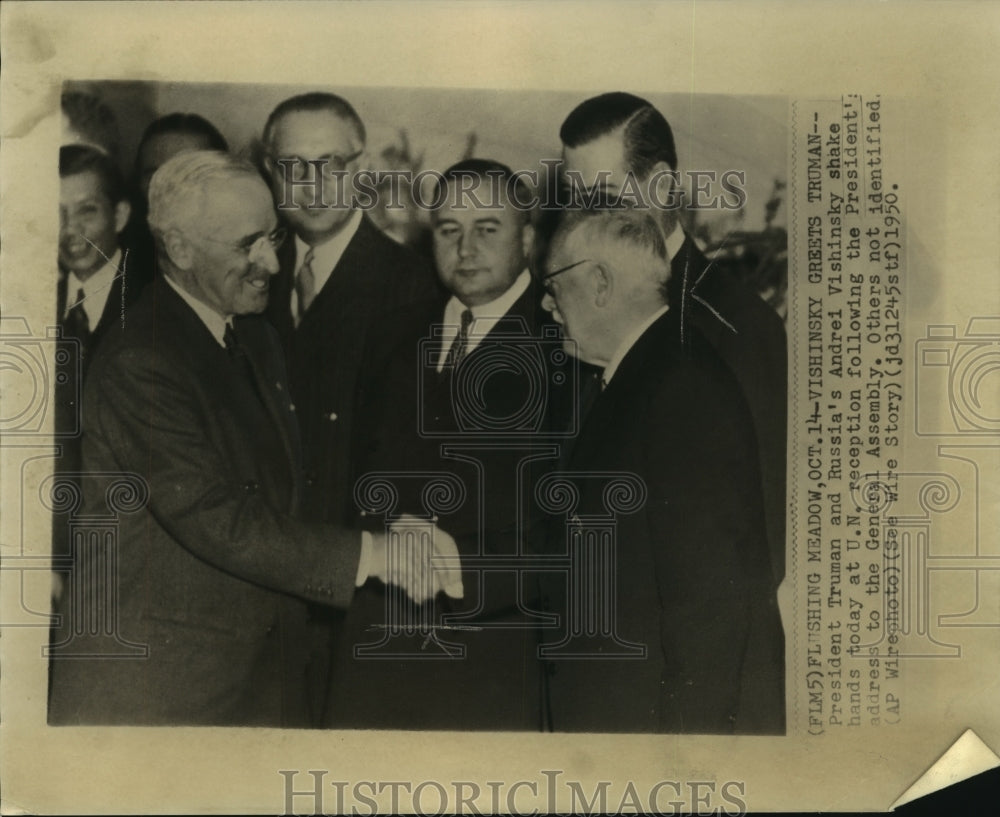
xmin=48 ymin=151 xmax=462 ymax=727
xmin=260 ymin=92 xmax=440 ymax=722
xmin=261 ymin=92 xmax=439 ymax=528
xmin=537 ymin=207 xmax=784 ymax=735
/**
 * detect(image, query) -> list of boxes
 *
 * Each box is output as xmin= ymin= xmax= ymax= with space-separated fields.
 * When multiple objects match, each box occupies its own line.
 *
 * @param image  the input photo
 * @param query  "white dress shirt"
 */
xmin=63 ymin=249 xmax=122 ymax=330
xmin=290 ymin=209 xmax=363 ymax=324
xmin=435 ymin=270 xmax=532 ymax=372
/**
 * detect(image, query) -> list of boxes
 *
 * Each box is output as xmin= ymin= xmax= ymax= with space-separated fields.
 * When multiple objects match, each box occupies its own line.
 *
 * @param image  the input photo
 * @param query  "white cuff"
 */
xmin=356 ymin=530 xmax=372 ymax=587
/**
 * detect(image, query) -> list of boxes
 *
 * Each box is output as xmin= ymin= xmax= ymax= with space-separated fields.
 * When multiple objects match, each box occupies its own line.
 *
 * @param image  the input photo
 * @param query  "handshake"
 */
xmin=357 ymin=514 xmax=464 ymax=604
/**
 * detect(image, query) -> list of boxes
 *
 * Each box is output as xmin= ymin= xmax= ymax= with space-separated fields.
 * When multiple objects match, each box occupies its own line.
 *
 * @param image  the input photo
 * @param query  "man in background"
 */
xmin=261 ymin=92 xmax=439 ymax=719
xmin=328 ymin=160 xmax=573 ymax=729
xmin=55 ymin=144 xmax=152 ymax=469
xmin=558 ymin=92 xmax=788 ymax=585
xmin=126 ymin=112 xmax=231 ymax=276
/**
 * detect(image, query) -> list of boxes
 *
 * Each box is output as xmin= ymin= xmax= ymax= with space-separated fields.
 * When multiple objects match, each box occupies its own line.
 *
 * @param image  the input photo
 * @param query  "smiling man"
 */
xmin=48 ymin=151 xmax=462 ymax=727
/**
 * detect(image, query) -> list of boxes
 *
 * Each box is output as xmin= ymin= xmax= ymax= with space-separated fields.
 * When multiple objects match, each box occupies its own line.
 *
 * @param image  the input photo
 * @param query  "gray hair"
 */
xmin=147 ymin=150 xmax=258 ymax=236
xmin=550 ymin=207 xmax=672 ymax=304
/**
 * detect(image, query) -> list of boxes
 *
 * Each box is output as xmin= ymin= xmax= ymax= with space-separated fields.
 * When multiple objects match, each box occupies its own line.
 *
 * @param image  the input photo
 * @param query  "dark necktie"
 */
xmin=223 ymin=323 xmax=262 ymax=403
xmin=63 ymin=288 xmax=91 ymax=345
xmin=444 ymin=308 xmax=474 ymax=369
xmin=295 ymin=248 xmax=316 ymax=325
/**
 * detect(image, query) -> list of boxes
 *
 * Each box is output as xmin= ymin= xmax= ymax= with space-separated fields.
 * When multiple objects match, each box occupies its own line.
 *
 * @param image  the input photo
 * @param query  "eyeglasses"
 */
xmin=197 ymin=226 xmax=287 ymax=256
xmin=270 ymin=150 xmax=364 ymax=178
xmin=538 ymin=258 xmax=591 ymax=295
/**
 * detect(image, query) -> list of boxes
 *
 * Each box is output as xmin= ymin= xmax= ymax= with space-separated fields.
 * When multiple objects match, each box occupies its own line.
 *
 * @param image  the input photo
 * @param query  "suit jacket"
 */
xmin=668 ymin=235 xmax=788 ymax=585
xmin=48 ymin=278 xmax=361 ymax=727
xmin=54 ymin=251 xmax=153 ymax=467
xmin=324 ymin=281 xmax=573 ymax=730
xmin=542 ymin=309 xmax=785 ymax=734
xmin=265 ymin=215 xmax=440 ymax=526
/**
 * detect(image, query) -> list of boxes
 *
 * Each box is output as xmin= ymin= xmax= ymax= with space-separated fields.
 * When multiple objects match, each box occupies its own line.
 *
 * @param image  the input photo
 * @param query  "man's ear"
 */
xmin=162 ymin=228 xmax=195 ymax=271
xmin=649 ymin=160 xmax=678 ymax=208
xmin=113 ymin=200 xmax=131 ymax=235
xmin=593 ymin=262 xmax=612 ymax=308
xmin=520 ymin=221 xmax=536 ymax=262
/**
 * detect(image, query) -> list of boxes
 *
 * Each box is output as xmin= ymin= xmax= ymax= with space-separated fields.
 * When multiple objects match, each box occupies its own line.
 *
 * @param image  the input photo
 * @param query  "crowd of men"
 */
xmin=50 ymin=89 xmax=786 ymax=734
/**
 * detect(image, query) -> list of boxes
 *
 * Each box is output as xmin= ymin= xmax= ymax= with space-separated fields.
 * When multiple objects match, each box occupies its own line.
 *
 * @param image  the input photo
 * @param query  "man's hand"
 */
xmin=363 ymin=514 xmax=464 ymax=604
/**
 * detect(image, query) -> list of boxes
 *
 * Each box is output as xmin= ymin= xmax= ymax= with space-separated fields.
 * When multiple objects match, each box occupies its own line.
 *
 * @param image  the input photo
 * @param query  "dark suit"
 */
xmin=48 ymin=278 xmax=361 ymax=727
xmin=668 ymin=235 xmax=788 ymax=584
xmin=265 ymin=214 xmax=439 ymax=723
xmin=324 ymin=280 xmax=573 ymax=730
xmin=542 ymin=309 xmax=785 ymax=734
xmin=54 ymin=252 xmax=153 ymax=466
xmin=265 ymin=215 xmax=440 ymax=526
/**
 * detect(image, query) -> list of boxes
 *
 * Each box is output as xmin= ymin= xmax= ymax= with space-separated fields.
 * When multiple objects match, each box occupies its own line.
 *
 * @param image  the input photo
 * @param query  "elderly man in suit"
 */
xmin=325 ymin=159 xmax=574 ymax=730
xmin=538 ymin=207 xmax=784 ymax=734
xmin=47 ymin=151 xmax=461 ymax=727
xmin=558 ymin=92 xmax=788 ymax=586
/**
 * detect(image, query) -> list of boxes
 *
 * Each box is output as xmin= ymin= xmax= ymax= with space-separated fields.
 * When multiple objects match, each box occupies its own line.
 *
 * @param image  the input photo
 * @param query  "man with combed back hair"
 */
xmin=558 ymin=92 xmax=788 ymax=587
xmin=537 ymin=207 xmax=784 ymax=734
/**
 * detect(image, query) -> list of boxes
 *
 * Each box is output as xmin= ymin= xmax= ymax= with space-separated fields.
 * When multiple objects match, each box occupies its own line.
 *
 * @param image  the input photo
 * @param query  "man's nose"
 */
xmin=250 ymin=240 xmax=281 ymax=275
xmin=59 ymin=208 xmax=78 ymax=236
xmin=541 ymin=291 xmax=556 ymax=313
xmin=457 ymin=231 xmax=477 ymax=258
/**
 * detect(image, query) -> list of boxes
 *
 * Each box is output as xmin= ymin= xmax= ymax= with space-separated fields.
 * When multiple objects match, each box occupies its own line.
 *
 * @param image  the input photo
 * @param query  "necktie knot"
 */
xmin=445 ymin=308 xmax=474 ymax=369
xmin=63 ymin=287 xmax=91 ymax=343
xmin=223 ymin=322 xmax=240 ymax=355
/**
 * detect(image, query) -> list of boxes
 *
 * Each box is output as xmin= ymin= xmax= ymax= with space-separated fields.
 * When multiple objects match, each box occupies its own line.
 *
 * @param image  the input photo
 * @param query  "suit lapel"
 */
xmin=155 ymin=281 xmax=299 ymax=483
xmin=233 ymin=318 xmax=299 ymax=477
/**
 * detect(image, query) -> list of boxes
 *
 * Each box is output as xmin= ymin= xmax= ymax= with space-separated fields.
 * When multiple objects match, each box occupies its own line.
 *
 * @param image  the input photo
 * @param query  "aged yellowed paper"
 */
xmin=2 ymin=1 xmax=998 ymax=812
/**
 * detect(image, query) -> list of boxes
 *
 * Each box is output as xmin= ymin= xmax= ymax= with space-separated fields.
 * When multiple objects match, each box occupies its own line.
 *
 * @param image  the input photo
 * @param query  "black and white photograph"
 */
xmin=2 ymin=2 xmax=998 ymax=814
xmin=47 ymin=80 xmax=789 ymax=734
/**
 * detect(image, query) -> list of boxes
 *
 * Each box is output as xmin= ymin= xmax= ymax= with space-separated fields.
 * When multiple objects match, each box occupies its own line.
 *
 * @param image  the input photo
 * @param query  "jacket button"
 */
xmin=327 ymin=412 xmax=338 ymax=422
xmin=243 ymin=481 xmax=259 ymax=493
xmin=289 ymin=403 xmax=296 ymax=412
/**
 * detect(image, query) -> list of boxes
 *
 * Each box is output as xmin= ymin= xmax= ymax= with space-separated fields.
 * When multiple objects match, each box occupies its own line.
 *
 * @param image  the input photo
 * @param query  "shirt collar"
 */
xmin=63 ymin=249 xmax=121 ymax=322
xmin=664 ymin=223 xmax=686 ymax=261
xmin=443 ymin=269 xmax=532 ymax=326
xmin=294 ymin=209 xmax=363 ymax=284
xmin=602 ymin=303 xmax=670 ymax=387
xmin=163 ymin=272 xmax=231 ymax=348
